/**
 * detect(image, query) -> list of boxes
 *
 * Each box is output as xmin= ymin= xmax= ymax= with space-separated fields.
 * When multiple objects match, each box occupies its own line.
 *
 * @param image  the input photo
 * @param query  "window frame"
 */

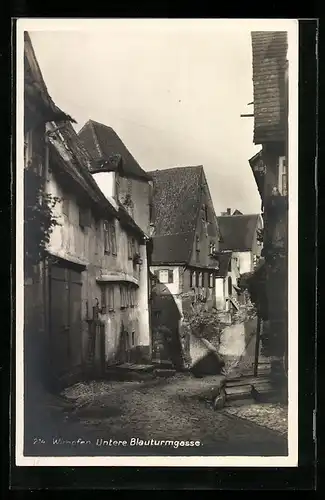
xmin=159 ymin=269 xmax=170 ymax=284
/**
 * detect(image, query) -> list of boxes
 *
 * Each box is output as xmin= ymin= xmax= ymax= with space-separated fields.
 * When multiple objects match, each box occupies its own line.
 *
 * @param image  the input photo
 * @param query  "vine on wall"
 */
xmin=24 ymin=154 xmax=61 ymax=276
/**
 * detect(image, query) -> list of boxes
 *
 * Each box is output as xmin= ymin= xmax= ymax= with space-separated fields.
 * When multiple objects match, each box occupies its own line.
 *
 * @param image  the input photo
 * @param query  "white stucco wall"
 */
xmin=46 ymin=162 xmax=151 ymax=365
xmin=150 ymin=265 xmax=183 ymax=318
xmin=138 ymin=243 xmax=151 ymax=350
xmin=237 ymin=251 xmax=253 ymax=274
xmin=150 ymin=266 xmax=182 ymax=296
xmin=92 ymin=171 xmax=118 ymax=209
xmin=215 ymin=277 xmax=225 ymax=309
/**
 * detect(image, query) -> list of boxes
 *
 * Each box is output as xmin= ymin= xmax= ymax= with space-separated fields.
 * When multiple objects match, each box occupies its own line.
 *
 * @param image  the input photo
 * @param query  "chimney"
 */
xmin=226 ymin=208 xmax=231 ymax=215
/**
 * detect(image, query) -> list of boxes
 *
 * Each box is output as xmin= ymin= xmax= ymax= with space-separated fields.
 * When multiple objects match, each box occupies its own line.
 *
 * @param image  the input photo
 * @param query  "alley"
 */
xmin=27 ymin=372 xmax=287 ymax=457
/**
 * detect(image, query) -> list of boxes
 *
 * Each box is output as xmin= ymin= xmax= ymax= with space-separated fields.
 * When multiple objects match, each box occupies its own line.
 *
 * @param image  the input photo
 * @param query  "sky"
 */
xmin=28 ymin=20 xmax=265 ymax=215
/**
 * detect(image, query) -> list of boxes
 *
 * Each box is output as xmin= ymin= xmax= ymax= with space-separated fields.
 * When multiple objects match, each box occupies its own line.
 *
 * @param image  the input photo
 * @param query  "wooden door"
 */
xmin=49 ymin=264 xmax=82 ymax=380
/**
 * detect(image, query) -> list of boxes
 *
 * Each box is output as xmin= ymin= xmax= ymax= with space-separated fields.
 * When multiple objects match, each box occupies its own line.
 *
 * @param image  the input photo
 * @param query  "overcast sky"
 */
xmin=28 ymin=20 xmax=266 ymax=215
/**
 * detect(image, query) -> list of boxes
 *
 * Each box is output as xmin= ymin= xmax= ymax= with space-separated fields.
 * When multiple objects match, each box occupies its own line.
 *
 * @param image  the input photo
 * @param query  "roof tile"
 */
xmin=78 ymin=120 xmax=150 ymax=181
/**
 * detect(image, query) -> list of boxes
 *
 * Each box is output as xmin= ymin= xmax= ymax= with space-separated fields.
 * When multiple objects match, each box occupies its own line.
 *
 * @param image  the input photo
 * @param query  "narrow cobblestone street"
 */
xmin=26 ymin=370 xmax=287 ymax=457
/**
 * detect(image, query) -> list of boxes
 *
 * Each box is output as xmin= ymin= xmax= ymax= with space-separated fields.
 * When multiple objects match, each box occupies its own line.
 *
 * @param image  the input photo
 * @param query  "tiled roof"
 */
xmin=151 ymin=233 xmax=195 ymax=265
xmin=215 ymin=251 xmax=232 ymax=278
xmin=251 ymin=31 xmax=288 ymax=144
xmin=149 ymin=166 xmax=204 ymax=264
xmin=78 ymin=120 xmax=150 ymax=181
xmin=217 ymin=214 xmax=261 ymax=252
xmin=24 ymin=32 xmax=75 ymax=127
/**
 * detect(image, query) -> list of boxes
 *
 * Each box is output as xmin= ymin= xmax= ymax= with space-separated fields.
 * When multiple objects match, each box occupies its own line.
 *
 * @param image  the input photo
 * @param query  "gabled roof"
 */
xmin=24 ymin=32 xmax=75 ymax=129
xmin=49 ymin=122 xmax=146 ymax=237
xmin=48 ymin=121 xmax=117 ymax=216
xmin=78 ymin=120 xmax=150 ymax=181
xmin=149 ymin=166 xmax=204 ymax=265
xmin=251 ymin=31 xmax=288 ymax=144
xmin=217 ymin=214 xmax=261 ymax=252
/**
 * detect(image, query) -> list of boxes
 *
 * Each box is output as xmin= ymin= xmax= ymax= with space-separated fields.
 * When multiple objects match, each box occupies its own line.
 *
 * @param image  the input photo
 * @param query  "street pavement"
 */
xmin=25 ymin=372 xmax=287 ymax=457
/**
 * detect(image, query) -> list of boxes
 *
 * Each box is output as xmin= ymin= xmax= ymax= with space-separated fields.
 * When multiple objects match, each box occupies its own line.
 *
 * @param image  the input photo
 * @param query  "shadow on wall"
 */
xmin=150 ymin=279 xmax=184 ymax=370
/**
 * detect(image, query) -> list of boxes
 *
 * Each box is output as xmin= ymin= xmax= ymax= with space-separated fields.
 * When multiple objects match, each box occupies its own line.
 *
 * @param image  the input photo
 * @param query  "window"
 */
xmin=104 ymin=220 xmax=110 ymax=253
xmin=190 ymin=271 xmax=196 ymax=288
xmin=228 ymin=258 xmax=232 ymax=272
xmin=195 ymin=271 xmax=199 ymax=287
xmin=120 ymin=285 xmax=128 ymax=309
xmin=79 ymin=207 xmax=91 ymax=229
xmin=120 ymin=285 xmax=137 ymax=309
xmin=278 ymin=156 xmax=288 ymax=196
xmin=159 ymin=269 xmax=173 ymax=284
xmin=209 ymin=272 xmax=214 ymax=288
xmin=62 ymin=197 xmax=69 ymax=217
xmin=131 ymin=331 xmax=135 ymax=347
xmin=101 ymin=285 xmax=115 ymax=312
xmin=128 ymin=236 xmax=133 ymax=260
xmin=104 ymin=221 xmax=117 ymax=255
xmin=198 ymin=272 xmax=203 ymax=288
xmin=129 ymin=286 xmax=137 ymax=307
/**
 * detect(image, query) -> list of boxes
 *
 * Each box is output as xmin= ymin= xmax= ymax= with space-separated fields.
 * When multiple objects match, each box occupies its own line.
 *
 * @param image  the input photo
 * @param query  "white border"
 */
xmin=15 ymin=18 xmax=299 ymax=467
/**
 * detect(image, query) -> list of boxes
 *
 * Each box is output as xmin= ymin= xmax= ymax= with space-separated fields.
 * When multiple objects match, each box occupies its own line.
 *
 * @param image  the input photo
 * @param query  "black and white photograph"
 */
xmin=16 ymin=18 xmax=298 ymax=467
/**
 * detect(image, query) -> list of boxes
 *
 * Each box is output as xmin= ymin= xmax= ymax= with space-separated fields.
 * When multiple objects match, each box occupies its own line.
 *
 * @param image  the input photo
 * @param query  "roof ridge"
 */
xmin=149 ymin=165 xmax=203 ymax=173
xmin=89 ymin=120 xmax=103 ymax=158
xmin=217 ymin=213 xmax=260 ymax=218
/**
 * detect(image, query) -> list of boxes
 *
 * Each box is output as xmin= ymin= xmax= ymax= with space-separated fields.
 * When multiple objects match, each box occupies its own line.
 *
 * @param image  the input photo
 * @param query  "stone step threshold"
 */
xmin=114 ymin=363 xmax=155 ymax=372
xmin=226 ymin=376 xmax=271 ymax=388
xmin=225 ymin=377 xmax=277 ymax=404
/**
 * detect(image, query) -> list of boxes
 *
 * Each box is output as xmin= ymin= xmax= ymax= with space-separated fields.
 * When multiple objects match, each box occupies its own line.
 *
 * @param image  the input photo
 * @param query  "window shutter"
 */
xmin=108 ymin=286 xmax=115 ymax=310
xmin=189 ymin=271 xmax=193 ymax=288
xmin=168 ymin=270 xmax=173 ymax=283
xmin=111 ymin=223 xmax=117 ymax=255
xmin=128 ymin=237 xmax=133 ymax=259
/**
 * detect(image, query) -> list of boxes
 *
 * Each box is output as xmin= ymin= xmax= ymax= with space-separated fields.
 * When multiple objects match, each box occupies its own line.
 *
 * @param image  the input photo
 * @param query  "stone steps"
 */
xmin=225 ymin=384 xmax=253 ymax=402
xmin=153 ymin=368 xmax=176 ymax=378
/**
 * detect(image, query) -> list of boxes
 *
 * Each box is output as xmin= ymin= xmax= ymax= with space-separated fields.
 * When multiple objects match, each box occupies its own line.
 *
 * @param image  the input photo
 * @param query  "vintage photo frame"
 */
xmin=10 ymin=16 xmax=318 ymax=489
